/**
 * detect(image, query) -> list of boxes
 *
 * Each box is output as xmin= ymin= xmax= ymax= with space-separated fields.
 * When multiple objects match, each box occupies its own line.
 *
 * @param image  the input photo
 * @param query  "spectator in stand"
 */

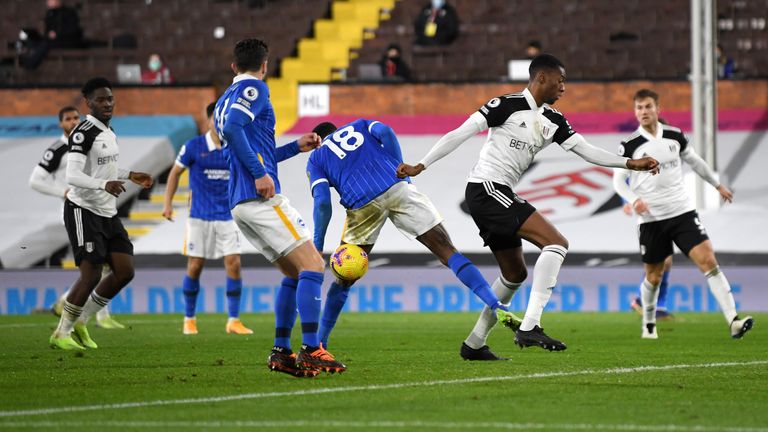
xmin=44 ymin=0 xmax=84 ymax=49
xmin=413 ymin=0 xmax=459 ymax=46
xmin=379 ymin=43 xmax=410 ymax=81
xmin=141 ymin=53 xmax=174 ymax=85
xmin=525 ymin=40 xmax=542 ymax=60
xmin=716 ymin=44 xmax=735 ymax=79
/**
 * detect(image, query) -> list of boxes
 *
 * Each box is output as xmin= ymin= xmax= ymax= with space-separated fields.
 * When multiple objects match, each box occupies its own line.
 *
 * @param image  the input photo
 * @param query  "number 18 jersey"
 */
xmin=306 ymin=119 xmax=406 ymax=209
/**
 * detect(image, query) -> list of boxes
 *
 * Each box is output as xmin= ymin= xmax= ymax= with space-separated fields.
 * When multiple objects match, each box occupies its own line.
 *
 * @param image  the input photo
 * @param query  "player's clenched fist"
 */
xmin=627 ymin=156 xmax=659 ymax=174
xmin=396 ymin=163 xmax=425 ymax=179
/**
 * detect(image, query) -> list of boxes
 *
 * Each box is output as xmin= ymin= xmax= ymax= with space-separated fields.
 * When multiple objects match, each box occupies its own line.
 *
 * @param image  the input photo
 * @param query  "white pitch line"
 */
xmin=0 ymin=420 xmax=766 ymax=432
xmin=0 ymin=319 xmax=180 ymax=329
xmin=0 ymin=360 xmax=765 ymax=418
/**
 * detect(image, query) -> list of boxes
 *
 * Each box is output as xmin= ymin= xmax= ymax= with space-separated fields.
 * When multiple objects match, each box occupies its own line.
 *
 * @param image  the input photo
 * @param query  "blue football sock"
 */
xmin=225 ymin=277 xmax=242 ymax=318
xmin=182 ymin=276 xmax=200 ymax=318
xmin=297 ymin=270 xmax=324 ymax=347
xmin=274 ymin=277 xmax=298 ymax=350
xmin=658 ymin=270 xmax=670 ymax=309
xmin=447 ymin=252 xmax=502 ymax=309
xmin=319 ymin=282 xmax=350 ymax=347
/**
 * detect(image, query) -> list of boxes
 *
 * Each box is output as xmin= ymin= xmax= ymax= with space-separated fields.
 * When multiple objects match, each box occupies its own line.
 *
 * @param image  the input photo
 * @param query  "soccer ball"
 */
xmin=330 ymin=244 xmax=369 ymax=282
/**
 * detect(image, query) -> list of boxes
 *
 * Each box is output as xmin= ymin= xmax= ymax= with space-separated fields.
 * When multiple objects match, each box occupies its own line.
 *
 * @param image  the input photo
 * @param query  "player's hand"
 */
xmin=104 ymin=180 xmax=126 ymax=197
xmin=632 ymin=198 xmax=649 ymax=214
xmin=622 ymin=202 xmax=633 ymax=216
xmin=63 ymin=188 xmax=69 ymax=200
xmin=717 ymin=184 xmax=733 ymax=203
xmin=129 ymin=172 xmax=154 ymax=188
xmin=627 ymin=157 xmax=659 ymax=174
xmin=162 ymin=204 xmax=174 ymax=221
xmin=396 ymin=163 xmax=425 ymax=179
xmin=298 ymin=133 xmax=321 ymax=152
xmin=255 ymin=174 xmax=276 ymax=199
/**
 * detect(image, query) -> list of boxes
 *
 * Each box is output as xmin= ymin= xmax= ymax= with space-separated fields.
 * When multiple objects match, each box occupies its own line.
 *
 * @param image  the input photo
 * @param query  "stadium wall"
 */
xmin=0 ymin=87 xmax=215 ymax=131
xmin=2 ymin=81 xmax=766 ymax=123
xmin=2 ymin=267 xmax=767 ymax=315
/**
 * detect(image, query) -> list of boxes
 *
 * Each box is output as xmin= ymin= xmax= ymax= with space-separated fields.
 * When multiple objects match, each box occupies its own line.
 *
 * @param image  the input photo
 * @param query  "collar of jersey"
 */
xmin=637 ymin=122 xmax=663 ymax=141
xmin=232 ymin=73 xmax=260 ymax=84
xmin=59 ymin=133 xmax=68 ymax=143
xmin=85 ymin=114 xmax=112 ymax=133
xmin=204 ymin=131 xmax=219 ymax=151
xmin=522 ymin=88 xmax=539 ymax=110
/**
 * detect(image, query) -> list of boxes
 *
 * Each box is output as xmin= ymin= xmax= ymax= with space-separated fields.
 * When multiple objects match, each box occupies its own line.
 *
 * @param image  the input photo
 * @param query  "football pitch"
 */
xmin=1 ymin=312 xmax=766 ymax=431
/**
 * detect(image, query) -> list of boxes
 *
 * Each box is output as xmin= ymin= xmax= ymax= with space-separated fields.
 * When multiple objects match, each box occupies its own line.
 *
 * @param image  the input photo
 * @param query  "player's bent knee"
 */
xmin=503 ymin=268 xmax=527 ymax=283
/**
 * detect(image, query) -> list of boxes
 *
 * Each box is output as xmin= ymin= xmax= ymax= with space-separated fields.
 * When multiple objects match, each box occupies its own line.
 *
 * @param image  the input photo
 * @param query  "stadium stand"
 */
xmin=2 ymin=0 xmax=766 ymax=86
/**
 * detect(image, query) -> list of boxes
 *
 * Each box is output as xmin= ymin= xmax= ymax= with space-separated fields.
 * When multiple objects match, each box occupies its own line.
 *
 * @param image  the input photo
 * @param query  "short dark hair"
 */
xmin=206 ymin=102 xmax=216 ymax=118
xmin=81 ymin=77 xmax=112 ymax=98
xmin=528 ymin=40 xmax=542 ymax=49
xmin=312 ymin=122 xmax=337 ymax=139
xmin=633 ymin=89 xmax=659 ymax=105
xmin=58 ymin=106 xmax=78 ymax=121
xmin=234 ymin=38 xmax=269 ymax=72
xmin=529 ymin=54 xmax=564 ymax=79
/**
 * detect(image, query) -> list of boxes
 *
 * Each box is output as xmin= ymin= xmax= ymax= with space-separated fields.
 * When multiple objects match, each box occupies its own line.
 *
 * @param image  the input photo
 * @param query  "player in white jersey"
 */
xmin=30 ymin=106 xmax=126 ymax=330
xmin=612 ymin=88 xmax=753 ymax=340
xmin=398 ymin=54 xmax=659 ymax=354
xmin=49 ymin=77 xmax=154 ymax=350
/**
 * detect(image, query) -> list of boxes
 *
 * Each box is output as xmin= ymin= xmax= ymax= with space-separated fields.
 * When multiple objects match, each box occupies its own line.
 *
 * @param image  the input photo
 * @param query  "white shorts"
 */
xmin=231 ymin=194 xmax=311 ymax=262
xmin=184 ymin=218 xmax=241 ymax=259
xmin=343 ymin=181 xmax=443 ymax=245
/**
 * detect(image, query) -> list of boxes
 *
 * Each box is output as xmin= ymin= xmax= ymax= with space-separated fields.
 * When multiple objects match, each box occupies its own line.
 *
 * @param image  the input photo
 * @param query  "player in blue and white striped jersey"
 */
xmin=214 ymin=38 xmax=342 ymax=376
xmin=162 ymin=102 xmax=252 ymax=336
xmin=307 ymin=119 xmax=521 ymax=357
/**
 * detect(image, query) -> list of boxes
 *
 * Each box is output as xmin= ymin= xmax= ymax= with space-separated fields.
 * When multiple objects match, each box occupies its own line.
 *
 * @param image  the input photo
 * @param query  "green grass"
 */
xmin=0 ymin=312 xmax=766 ymax=431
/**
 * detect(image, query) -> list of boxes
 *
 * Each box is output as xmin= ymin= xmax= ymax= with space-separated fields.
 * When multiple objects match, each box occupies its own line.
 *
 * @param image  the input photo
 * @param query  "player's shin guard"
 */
xmin=641 ymin=279 xmax=660 ymax=325
xmin=465 ymin=276 xmax=522 ymax=349
xmin=297 ymin=271 xmax=324 ymax=347
xmin=226 ymin=277 xmax=242 ymax=318
xmin=448 ymin=252 xmax=503 ymax=309
xmin=319 ymin=282 xmax=350 ymax=347
xmin=705 ymin=267 xmax=738 ymax=323
xmin=274 ymin=277 xmax=298 ymax=349
xmin=182 ymin=276 xmax=200 ymax=318
xmin=520 ymin=245 xmax=567 ymax=331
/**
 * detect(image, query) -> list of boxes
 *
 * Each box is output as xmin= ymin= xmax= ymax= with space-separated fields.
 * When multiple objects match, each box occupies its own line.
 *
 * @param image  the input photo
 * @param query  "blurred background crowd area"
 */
xmin=0 ymin=0 xmax=766 ymax=87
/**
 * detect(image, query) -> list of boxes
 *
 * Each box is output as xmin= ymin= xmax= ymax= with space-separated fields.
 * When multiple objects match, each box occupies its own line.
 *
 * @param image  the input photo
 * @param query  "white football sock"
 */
xmin=464 ymin=276 xmax=522 ymax=349
xmin=705 ymin=267 xmax=738 ymax=324
xmin=77 ymin=292 xmax=110 ymax=325
xmin=55 ymin=301 xmax=83 ymax=336
xmin=520 ymin=245 xmax=567 ymax=331
xmin=641 ymin=278 xmax=660 ymax=325
xmin=96 ymin=306 xmax=111 ymax=321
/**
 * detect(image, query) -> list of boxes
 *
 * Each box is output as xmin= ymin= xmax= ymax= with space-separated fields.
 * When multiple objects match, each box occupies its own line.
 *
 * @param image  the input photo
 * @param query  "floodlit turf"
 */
xmin=0 ymin=312 xmax=766 ymax=431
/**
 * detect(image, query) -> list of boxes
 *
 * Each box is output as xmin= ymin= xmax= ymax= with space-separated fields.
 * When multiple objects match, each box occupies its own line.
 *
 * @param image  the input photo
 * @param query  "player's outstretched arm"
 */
xmin=569 ymin=137 xmax=659 ymax=173
xmin=162 ymin=164 xmax=185 ymax=221
xmin=29 ymin=165 xmax=68 ymax=198
xmin=275 ymin=133 xmax=321 ymax=163
xmin=311 ymin=181 xmax=333 ymax=252
xmin=679 ymin=147 xmax=733 ymax=203
xmin=397 ymin=116 xmax=482 ymax=179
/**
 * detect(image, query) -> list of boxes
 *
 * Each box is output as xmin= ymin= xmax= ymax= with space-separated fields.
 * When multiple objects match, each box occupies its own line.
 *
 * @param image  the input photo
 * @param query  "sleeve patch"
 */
xmin=242 ymin=86 xmax=259 ymax=101
xmin=72 ymin=132 xmax=85 ymax=144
